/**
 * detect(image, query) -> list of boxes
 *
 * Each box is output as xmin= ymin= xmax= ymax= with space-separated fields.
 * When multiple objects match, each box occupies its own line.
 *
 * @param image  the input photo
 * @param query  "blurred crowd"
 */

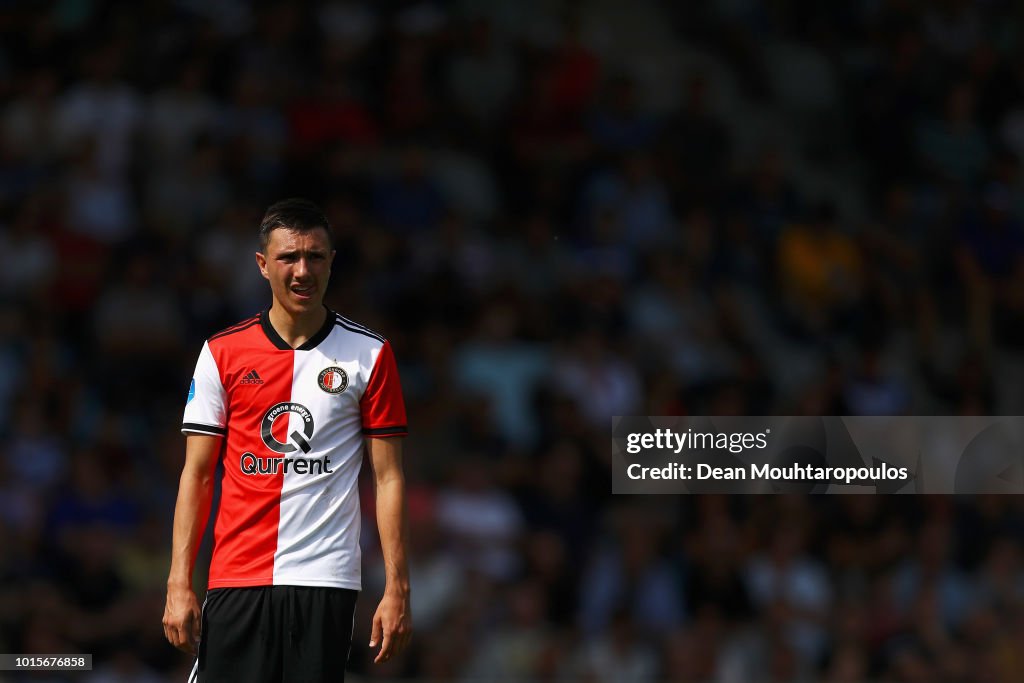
xmin=3 ymin=0 xmax=1024 ymax=681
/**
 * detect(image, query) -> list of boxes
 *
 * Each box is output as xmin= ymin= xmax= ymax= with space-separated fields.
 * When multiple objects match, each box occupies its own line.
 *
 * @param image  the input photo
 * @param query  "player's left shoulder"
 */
xmin=330 ymin=312 xmax=389 ymax=348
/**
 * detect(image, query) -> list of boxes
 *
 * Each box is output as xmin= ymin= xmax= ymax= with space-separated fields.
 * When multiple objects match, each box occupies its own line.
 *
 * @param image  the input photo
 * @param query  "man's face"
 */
xmin=256 ymin=227 xmax=335 ymax=317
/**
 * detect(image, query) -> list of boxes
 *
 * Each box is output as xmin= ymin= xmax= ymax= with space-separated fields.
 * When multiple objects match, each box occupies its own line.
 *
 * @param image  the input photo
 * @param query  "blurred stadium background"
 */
xmin=3 ymin=0 xmax=1024 ymax=681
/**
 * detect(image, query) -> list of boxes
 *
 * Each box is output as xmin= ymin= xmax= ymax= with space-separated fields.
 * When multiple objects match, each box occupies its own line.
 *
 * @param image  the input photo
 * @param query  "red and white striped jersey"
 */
xmin=182 ymin=308 xmax=407 ymax=590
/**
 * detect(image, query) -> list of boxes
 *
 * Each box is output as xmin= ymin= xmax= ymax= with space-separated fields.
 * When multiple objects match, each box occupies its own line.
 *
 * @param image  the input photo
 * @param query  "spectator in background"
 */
xmin=507 ymin=57 xmax=593 ymax=171
xmin=581 ymin=151 xmax=677 ymax=250
xmin=777 ymin=202 xmax=864 ymax=341
xmin=923 ymin=1 xmax=982 ymax=58
xmin=462 ymin=581 xmax=554 ymax=680
xmin=891 ymin=519 xmax=973 ymax=633
xmin=220 ymin=69 xmax=289 ymax=190
xmin=627 ymin=249 xmax=730 ymax=388
xmin=3 ymin=68 xmax=61 ymax=164
xmin=842 ymin=342 xmax=911 ymax=416
xmin=745 ymin=523 xmax=832 ymax=670
xmin=53 ymin=44 xmax=142 ymax=177
xmin=372 ymin=144 xmax=446 ymax=235
xmin=732 ymin=147 xmax=802 ymax=247
xmin=0 ymin=199 xmax=56 ymax=303
xmin=84 ymin=650 xmax=163 ymax=683
xmin=446 ymin=17 xmax=519 ymax=133
xmin=144 ymin=61 xmax=220 ymax=171
xmin=854 ymin=27 xmax=928 ymax=196
xmin=435 ymin=457 xmax=524 ymax=582
xmin=286 ymin=62 xmax=378 ymax=155
xmin=587 ymin=74 xmax=658 ymax=152
xmin=862 ymin=184 xmax=933 ymax=340
xmin=545 ymin=16 xmax=601 ymax=117
xmin=684 ymin=502 xmax=753 ymax=623
xmin=579 ymin=506 xmax=684 ymax=637
xmin=452 ymin=303 xmax=550 ymax=447
xmin=661 ymin=622 xmax=723 ymax=682
xmin=660 ymin=74 xmax=732 ymax=205
xmin=93 ymin=249 xmax=184 ymax=363
xmin=972 ymin=535 xmax=1024 ymax=613
xmin=378 ymin=30 xmax=440 ymax=137
xmin=196 ymin=202 xmax=271 ymax=320
xmin=914 ymin=82 xmax=990 ymax=187
xmin=5 ymin=397 xmax=68 ymax=493
xmin=64 ymin=141 xmax=137 ymax=245
xmin=144 ymin=135 xmax=229 ymax=240
xmin=519 ymin=439 xmax=595 ymax=565
xmin=822 ymin=642 xmax=870 ymax=683
xmin=956 ymin=182 xmax=1024 ymax=349
xmin=429 ymin=134 xmax=501 ymax=225
xmin=571 ymin=608 xmax=659 ymax=683
xmin=495 ymin=212 xmax=570 ymax=296
xmin=0 ymin=456 xmax=45 ymax=561
xmin=553 ymin=326 xmax=642 ymax=429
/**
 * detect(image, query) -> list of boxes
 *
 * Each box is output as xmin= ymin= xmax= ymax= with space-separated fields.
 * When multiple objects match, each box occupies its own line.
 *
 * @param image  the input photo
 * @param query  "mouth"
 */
xmin=291 ymin=284 xmax=315 ymax=301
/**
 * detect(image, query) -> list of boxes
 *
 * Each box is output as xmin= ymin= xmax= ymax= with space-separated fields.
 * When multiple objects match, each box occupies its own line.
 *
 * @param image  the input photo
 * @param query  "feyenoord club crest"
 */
xmin=318 ymin=366 xmax=348 ymax=394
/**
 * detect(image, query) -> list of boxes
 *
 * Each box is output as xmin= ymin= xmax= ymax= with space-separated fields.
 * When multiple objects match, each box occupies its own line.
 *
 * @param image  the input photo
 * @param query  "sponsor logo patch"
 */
xmin=261 ymin=402 xmax=314 ymax=453
xmin=241 ymin=402 xmax=331 ymax=476
xmin=240 ymin=369 xmax=264 ymax=385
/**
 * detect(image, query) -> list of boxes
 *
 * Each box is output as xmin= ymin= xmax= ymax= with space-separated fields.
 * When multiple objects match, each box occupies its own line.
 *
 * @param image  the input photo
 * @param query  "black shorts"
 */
xmin=190 ymin=586 xmax=358 ymax=683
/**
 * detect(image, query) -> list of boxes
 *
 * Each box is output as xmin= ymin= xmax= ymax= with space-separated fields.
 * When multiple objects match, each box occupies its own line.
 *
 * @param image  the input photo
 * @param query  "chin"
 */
xmin=276 ymin=295 xmax=316 ymax=314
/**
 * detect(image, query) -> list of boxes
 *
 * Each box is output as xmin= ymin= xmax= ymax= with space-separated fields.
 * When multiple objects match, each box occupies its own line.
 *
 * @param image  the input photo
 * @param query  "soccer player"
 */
xmin=162 ymin=198 xmax=411 ymax=682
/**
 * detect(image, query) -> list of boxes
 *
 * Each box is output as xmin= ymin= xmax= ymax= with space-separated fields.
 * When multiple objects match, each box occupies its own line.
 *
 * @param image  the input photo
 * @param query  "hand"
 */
xmin=163 ymin=584 xmax=201 ymax=654
xmin=369 ymin=591 xmax=411 ymax=664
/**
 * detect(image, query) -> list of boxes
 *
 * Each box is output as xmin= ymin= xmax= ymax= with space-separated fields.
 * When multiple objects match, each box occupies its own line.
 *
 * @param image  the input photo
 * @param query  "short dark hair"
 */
xmin=258 ymin=198 xmax=332 ymax=252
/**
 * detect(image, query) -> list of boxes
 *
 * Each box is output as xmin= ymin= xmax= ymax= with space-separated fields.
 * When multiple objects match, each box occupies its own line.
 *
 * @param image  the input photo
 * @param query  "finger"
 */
xmin=177 ymin=624 xmax=196 ymax=655
xmin=392 ymin=627 xmax=408 ymax=656
xmin=369 ymin=614 xmax=382 ymax=648
xmin=166 ymin=625 xmax=182 ymax=651
xmin=170 ymin=624 xmax=183 ymax=650
xmin=186 ymin=623 xmax=198 ymax=654
xmin=192 ymin=610 xmax=202 ymax=647
xmin=374 ymin=631 xmax=393 ymax=664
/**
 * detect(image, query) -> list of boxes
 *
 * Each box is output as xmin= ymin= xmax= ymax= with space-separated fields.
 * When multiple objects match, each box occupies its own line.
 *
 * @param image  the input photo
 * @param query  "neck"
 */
xmin=268 ymin=303 xmax=327 ymax=349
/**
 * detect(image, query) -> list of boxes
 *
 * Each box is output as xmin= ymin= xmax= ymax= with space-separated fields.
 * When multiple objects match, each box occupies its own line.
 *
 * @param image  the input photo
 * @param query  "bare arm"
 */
xmin=367 ymin=436 xmax=412 ymax=664
xmin=162 ymin=434 xmax=220 ymax=654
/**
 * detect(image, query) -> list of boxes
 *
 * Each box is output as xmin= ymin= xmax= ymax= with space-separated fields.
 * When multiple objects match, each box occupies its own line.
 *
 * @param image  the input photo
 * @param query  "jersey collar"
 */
xmin=260 ymin=307 xmax=335 ymax=351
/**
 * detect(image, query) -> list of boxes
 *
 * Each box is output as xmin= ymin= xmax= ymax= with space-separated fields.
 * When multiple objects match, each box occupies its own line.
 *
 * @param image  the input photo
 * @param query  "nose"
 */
xmin=294 ymin=257 xmax=309 ymax=277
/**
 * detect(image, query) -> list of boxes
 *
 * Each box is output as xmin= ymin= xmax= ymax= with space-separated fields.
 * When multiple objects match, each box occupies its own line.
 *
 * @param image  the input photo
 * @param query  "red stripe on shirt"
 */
xmin=207 ymin=325 xmax=293 ymax=587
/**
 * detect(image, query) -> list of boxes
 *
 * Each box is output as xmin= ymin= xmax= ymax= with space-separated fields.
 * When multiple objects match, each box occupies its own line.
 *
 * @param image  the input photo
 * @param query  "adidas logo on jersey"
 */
xmin=240 ymin=369 xmax=264 ymax=385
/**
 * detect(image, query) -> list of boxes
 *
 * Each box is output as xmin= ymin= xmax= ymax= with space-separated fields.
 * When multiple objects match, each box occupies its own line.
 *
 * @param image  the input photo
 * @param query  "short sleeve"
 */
xmin=360 ymin=341 xmax=408 ymax=437
xmin=182 ymin=341 xmax=227 ymax=436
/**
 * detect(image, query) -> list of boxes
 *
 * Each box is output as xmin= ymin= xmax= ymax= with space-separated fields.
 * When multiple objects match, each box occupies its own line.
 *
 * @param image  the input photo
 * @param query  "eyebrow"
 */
xmin=276 ymin=248 xmax=328 ymax=258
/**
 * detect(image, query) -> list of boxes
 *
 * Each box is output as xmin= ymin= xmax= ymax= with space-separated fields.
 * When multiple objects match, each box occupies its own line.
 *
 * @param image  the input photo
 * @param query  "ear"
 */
xmin=255 ymin=251 xmax=269 ymax=280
